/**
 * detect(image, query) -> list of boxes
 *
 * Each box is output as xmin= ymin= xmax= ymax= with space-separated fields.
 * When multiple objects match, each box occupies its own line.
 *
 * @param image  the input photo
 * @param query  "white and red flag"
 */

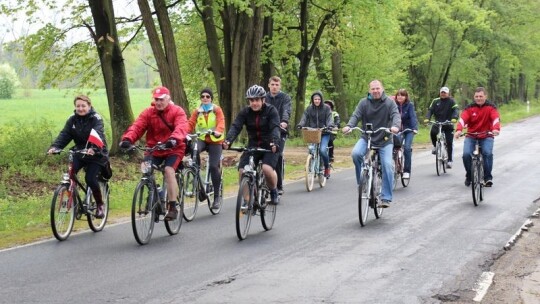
xmin=87 ymin=128 xmax=104 ymax=148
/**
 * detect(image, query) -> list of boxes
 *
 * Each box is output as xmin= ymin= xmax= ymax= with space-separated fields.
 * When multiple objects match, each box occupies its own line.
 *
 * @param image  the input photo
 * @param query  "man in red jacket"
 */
xmin=120 ymin=86 xmax=188 ymax=220
xmin=454 ymin=87 xmax=500 ymax=187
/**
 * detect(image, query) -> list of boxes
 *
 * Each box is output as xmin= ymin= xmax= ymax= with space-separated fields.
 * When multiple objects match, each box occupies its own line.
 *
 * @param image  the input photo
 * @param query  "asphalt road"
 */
xmin=1 ymin=116 xmax=539 ymax=304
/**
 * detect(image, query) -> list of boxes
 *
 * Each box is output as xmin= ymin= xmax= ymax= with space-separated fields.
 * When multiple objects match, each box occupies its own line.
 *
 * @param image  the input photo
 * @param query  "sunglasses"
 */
xmin=154 ymin=97 xmax=165 ymax=101
xmin=200 ymin=94 xmax=211 ymax=99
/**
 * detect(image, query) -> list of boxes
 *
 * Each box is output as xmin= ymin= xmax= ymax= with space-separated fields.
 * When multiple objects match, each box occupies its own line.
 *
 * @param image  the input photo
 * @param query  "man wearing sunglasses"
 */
xmin=120 ymin=86 xmax=188 ymax=221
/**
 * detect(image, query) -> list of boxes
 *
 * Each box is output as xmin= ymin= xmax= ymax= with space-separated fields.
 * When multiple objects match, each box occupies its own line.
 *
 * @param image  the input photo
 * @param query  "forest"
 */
xmin=1 ymin=0 xmax=539 ymax=151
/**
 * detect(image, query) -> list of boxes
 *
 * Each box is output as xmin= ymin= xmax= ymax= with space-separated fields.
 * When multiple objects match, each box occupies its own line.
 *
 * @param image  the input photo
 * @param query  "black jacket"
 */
xmin=265 ymin=91 xmax=292 ymax=133
xmin=50 ymin=108 xmax=109 ymax=166
xmin=226 ymin=103 xmax=281 ymax=149
xmin=298 ymin=91 xmax=332 ymax=129
xmin=426 ymin=97 xmax=459 ymax=130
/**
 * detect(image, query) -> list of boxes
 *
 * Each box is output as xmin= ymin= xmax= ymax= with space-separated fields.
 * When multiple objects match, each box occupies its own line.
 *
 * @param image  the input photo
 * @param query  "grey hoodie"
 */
xmin=298 ymin=91 xmax=332 ymax=129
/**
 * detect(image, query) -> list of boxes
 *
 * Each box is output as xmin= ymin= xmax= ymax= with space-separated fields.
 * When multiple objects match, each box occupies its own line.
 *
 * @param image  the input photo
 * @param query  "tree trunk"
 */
xmin=88 ymin=0 xmax=134 ymax=154
xmin=331 ymin=50 xmax=348 ymax=120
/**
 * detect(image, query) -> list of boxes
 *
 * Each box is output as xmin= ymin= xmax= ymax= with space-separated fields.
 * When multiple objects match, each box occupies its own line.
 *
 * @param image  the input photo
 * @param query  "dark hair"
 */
xmin=475 ymin=87 xmax=487 ymax=95
xmin=200 ymin=87 xmax=214 ymax=99
xmin=73 ymin=94 xmax=91 ymax=106
xmin=394 ymin=89 xmax=409 ymax=102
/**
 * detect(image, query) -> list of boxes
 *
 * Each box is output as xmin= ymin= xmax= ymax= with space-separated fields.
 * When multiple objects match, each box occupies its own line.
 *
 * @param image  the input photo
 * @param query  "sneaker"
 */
xmin=446 ymin=161 xmax=453 ymax=169
xmin=324 ymin=168 xmax=331 ymax=178
xmin=403 ymin=172 xmax=410 ymax=179
xmin=164 ymin=202 xmax=178 ymax=221
xmin=95 ymin=202 xmax=104 ymax=219
xmin=211 ymin=196 xmax=222 ymax=210
xmin=329 ymin=157 xmax=335 ymax=163
xmin=464 ymin=179 xmax=471 ymax=187
xmin=431 ymin=147 xmax=436 ymax=154
xmin=278 ymin=188 xmax=284 ymax=196
xmin=380 ymin=200 xmax=391 ymax=208
xmin=484 ymin=180 xmax=493 ymax=187
xmin=269 ymin=189 xmax=280 ymax=205
xmin=198 ymin=189 xmax=208 ymax=202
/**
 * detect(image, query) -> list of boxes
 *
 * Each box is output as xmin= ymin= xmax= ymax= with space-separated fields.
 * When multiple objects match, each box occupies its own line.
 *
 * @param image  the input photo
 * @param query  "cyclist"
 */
xmin=296 ymin=91 xmax=333 ymax=178
xmin=223 ymin=85 xmax=281 ymax=205
xmin=265 ymin=76 xmax=291 ymax=195
xmin=454 ymin=87 xmax=500 ymax=187
xmin=394 ymin=89 xmax=418 ymax=179
xmin=424 ymin=86 xmax=459 ymax=168
xmin=119 ymin=86 xmax=188 ymax=221
xmin=47 ymin=95 xmax=111 ymax=219
xmin=187 ymin=88 xmax=225 ymax=210
xmin=324 ymin=100 xmax=340 ymax=162
xmin=342 ymin=80 xmax=401 ymax=208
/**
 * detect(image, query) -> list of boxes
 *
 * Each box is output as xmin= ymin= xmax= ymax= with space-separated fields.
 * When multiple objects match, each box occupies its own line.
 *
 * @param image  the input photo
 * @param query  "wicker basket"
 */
xmin=302 ymin=129 xmax=322 ymax=144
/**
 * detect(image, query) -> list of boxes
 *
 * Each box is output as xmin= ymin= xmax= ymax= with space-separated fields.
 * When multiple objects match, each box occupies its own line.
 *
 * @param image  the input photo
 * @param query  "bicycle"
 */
xmin=462 ymin=131 xmax=492 ymax=206
xmin=128 ymin=143 xmax=183 ymax=245
xmin=301 ymin=127 xmax=328 ymax=192
xmin=428 ymin=120 xmax=454 ymax=176
xmin=348 ymin=125 xmax=391 ymax=227
xmin=182 ymin=131 xmax=224 ymax=221
xmin=50 ymin=149 xmax=110 ymax=241
xmin=229 ymin=147 xmax=276 ymax=240
xmin=392 ymin=128 xmax=414 ymax=189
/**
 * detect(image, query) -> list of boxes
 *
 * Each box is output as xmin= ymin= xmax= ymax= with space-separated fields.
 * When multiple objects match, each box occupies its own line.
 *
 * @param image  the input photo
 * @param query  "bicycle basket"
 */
xmin=302 ymin=129 xmax=322 ymax=144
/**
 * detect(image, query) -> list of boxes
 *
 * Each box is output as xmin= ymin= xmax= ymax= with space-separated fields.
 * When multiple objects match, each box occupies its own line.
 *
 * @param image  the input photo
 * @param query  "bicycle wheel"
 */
xmin=208 ymin=166 xmax=224 ymax=215
xmin=318 ymin=157 xmax=327 ymax=187
xmin=441 ymin=142 xmax=448 ymax=173
xmin=131 ymin=181 xmax=156 ymax=245
xmin=374 ymin=171 xmax=384 ymax=218
xmin=471 ymin=158 xmax=482 ymax=206
xmin=87 ymin=182 xmax=109 ymax=232
xmin=181 ymin=168 xmax=199 ymax=222
xmin=236 ymin=176 xmax=254 ymax=240
xmin=358 ymin=170 xmax=370 ymax=226
xmin=261 ymin=187 xmax=276 ymax=231
xmin=392 ymin=152 xmax=399 ymax=190
xmin=399 ymin=150 xmax=410 ymax=187
xmin=50 ymin=184 xmax=76 ymax=241
xmin=435 ymin=141 xmax=444 ymax=176
xmin=305 ymin=154 xmax=315 ymax=191
xmin=165 ymin=173 xmax=183 ymax=235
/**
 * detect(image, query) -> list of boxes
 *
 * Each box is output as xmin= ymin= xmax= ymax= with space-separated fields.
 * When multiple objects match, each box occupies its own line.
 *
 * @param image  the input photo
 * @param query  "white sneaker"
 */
xmin=446 ymin=161 xmax=453 ymax=169
xmin=403 ymin=172 xmax=410 ymax=179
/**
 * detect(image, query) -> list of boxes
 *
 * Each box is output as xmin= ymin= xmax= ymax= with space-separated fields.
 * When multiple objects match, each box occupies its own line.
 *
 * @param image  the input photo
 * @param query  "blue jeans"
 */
xmin=320 ymin=134 xmax=330 ymax=169
xmin=462 ymin=137 xmax=494 ymax=181
xmin=399 ymin=132 xmax=415 ymax=173
xmin=351 ymin=139 xmax=394 ymax=201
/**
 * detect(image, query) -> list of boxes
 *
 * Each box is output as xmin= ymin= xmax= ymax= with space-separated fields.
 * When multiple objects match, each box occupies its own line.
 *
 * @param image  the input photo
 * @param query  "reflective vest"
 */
xmin=196 ymin=106 xmax=224 ymax=142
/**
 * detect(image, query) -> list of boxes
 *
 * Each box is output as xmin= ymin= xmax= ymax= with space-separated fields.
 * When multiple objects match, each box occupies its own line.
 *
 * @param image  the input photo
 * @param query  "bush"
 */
xmin=0 ymin=63 xmax=21 ymax=99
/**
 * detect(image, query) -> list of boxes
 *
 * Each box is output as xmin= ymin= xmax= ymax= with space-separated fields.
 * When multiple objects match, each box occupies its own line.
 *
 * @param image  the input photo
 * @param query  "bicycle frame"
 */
xmin=462 ymin=131 xmax=492 ymax=206
xmin=428 ymin=121 xmax=452 ymax=176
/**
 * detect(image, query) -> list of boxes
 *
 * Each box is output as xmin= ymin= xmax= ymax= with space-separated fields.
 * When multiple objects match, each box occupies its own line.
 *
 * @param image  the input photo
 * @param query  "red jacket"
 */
xmin=122 ymin=102 xmax=188 ymax=157
xmin=456 ymin=101 xmax=500 ymax=139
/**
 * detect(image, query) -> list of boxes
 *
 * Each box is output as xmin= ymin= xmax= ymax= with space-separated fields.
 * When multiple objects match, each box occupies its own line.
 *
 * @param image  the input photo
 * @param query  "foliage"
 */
xmin=0 ymin=63 xmax=21 ymax=99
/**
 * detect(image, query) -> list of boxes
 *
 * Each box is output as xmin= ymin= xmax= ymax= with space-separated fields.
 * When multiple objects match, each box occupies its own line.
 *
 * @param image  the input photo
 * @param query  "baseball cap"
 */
xmin=153 ymin=86 xmax=170 ymax=98
xmin=440 ymin=87 xmax=450 ymax=93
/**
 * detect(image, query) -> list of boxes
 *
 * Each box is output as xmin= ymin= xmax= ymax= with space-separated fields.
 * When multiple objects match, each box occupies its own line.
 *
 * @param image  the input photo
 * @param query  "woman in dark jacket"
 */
xmin=394 ymin=89 xmax=418 ymax=178
xmin=48 ymin=95 xmax=110 ymax=218
xmin=297 ymin=91 xmax=333 ymax=178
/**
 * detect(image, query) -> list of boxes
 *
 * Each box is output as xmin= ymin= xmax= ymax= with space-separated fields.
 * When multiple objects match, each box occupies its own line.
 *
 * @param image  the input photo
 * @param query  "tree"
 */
xmin=0 ymin=63 xmax=21 ymax=99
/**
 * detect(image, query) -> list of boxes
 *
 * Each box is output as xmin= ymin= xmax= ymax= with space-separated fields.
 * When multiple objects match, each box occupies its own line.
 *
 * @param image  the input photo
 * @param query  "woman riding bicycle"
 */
xmin=296 ymin=91 xmax=333 ymax=178
xmin=47 ymin=95 xmax=111 ymax=219
xmin=393 ymin=89 xmax=418 ymax=179
xmin=187 ymin=88 xmax=226 ymax=210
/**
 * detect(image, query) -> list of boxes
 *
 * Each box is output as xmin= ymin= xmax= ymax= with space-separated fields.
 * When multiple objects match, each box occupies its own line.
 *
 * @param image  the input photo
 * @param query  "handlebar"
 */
xmin=48 ymin=148 xmax=90 ymax=155
xmin=427 ymin=120 xmax=454 ymax=126
xmin=345 ymin=126 xmax=391 ymax=135
xmin=397 ymin=128 xmax=415 ymax=136
xmin=459 ymin=131 xmax=494 ymax=138
xmin=229 ymin=147 xmax=273 ymax=153
xmin=126 ymin=143 xmax=170 ymax=153
xmin=186 ymin=130 xmax=216 ymax=140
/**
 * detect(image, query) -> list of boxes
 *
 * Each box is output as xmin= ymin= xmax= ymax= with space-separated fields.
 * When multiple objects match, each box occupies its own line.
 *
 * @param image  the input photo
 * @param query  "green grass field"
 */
xmin=1 ymin=88 xmax=539 ymax=249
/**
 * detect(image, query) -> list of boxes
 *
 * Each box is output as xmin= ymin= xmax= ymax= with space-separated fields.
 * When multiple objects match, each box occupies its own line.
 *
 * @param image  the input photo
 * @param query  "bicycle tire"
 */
xmin=392 ymin=151 xmax=399 ymax=190
xmin=87 ymin=182 xmax=109 ymax=232
xmin=131 ymin=180 xmax=156 ymax=245
xmin=374 ymin=170 xmax=384 ymax=218
xmin=358 ymin=170 xmax=370 ymax=226
xmin=318 ymin=157 xmax=327 ymax=188
xmin=236 ymin=176 xmax=254 ymax=240
xmin=165 ymin=173 xmax=183 ymax=235
xmin=208 ymin=165 xmax=224 ymax=215
xmin=182 ymin=168 xmax=199 ymax=222
xmin=441 ymin=141 xmax=448 ymax=173
xmin=435 ymin=141 xmax=443 ymax=176
xmin=398 ymin=150 xmax=410 ymax=187
xmin=471 ymin=158 xmax=482 ymax=206
xmin=50 ymin=184 xmax=76 ymax=241
xmin=305 ymin=154 xmax=315 ymax=191
xmin=261 ymin=187 xmax=276 ymax=231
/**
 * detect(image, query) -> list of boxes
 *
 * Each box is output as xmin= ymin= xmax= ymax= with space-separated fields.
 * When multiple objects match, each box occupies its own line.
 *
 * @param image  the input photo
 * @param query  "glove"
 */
xmin=423 ymin=119 xmax=429 ymax=123
xmin=165 ymin=138 xmax=177 ymax=149
xmin=119 ymin=140 xmax=132 ymax=149
xmin=451 ymin=119 xmax=457 ymax=123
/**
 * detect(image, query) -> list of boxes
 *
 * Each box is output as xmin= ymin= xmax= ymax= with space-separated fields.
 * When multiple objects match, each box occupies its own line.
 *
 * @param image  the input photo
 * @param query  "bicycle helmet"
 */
xmin=245 ymin=85 xmax=266 ymax=99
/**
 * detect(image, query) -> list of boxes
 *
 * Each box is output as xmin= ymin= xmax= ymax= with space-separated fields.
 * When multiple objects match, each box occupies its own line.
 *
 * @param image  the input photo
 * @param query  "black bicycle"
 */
xmin=50 ymin=149 xmax=110 ymax=241
xmin=428 ymin=121 xmax=453 ymax=176
xmin=462 ymin=131 xmax=492 ymax=206
xmin=128 ymin=144 xmax=183 ymax=245
xmin=182 ymin=131 xmax=224 ymax=221
xmin=393 ymin=128 xmax=414 ymax=189
xmin=229 ymin=147 xmax=276 ymax=240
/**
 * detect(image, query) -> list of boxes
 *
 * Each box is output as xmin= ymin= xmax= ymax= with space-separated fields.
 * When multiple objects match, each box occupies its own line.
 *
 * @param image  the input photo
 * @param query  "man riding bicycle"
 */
xmin=454 ymin=87 xmax=500 ymax=187
xmin=265 ymin=76 xmax=291 ymax=195
xmin=223 ymin=85 xmax=281 ymax=205
xmin=119 ymin=86 xmax=188 ymax=221
xmin=342 ymin=80 xmax=401 ymax=208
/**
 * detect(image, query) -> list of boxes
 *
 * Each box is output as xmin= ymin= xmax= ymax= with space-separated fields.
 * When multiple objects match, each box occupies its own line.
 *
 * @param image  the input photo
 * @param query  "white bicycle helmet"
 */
xmin=245 ymin=85 xmax=266 ymax=99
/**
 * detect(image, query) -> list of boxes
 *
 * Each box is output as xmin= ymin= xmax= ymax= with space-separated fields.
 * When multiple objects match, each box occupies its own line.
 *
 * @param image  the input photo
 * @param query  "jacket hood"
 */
xmin=310 ymin=91 xmax=324 ymax=106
